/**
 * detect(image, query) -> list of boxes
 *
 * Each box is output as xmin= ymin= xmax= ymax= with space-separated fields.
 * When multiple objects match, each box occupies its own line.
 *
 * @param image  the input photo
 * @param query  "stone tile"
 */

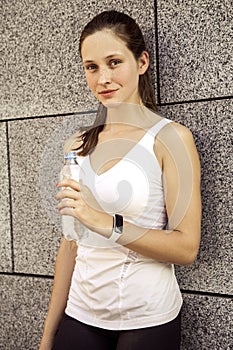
xmin=157 ymin=0 xmax=233 ymax=103
xmin=181 ymin=294 xmax=232 ymax=350
xmin=0 ymin=123 xmax=12 ymax=271
xmin=9 ymin=113 xmax=95 ymax=274
xmin=0 ymin=275 xmax=53 ymax=350
xmin=159 ymin=99 xmax=232 ymax=294
xmin=0 ymin=275 xmax=231 ymax=349
xmin=1 ymin=0 xmax=156 ymax=120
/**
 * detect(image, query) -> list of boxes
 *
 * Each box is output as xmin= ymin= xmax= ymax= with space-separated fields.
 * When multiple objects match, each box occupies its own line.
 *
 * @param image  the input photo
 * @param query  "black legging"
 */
xmin=52 ymin=312 xmax=181 ymax=350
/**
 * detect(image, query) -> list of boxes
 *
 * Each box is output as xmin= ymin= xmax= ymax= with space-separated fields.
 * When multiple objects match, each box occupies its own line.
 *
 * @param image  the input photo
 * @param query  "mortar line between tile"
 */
xmin=180 ymin=289 xmax=233 ymax=299
xmin=154 ymin=0 xmax=161 ymax=106
xmin=0 ymin=109 xmax=98 ymax=123
xmin=0 ymin=271 xmax=53 ymax=279
xmin=5 ymin=122 xmax=15 ymax=272
xmin=1 ymin=95 xmax=232 ymax=124
xmin=0 ymin=272 xmax=232 ymax=299
xmin=159 ymin=95 xmax=233 ymax=106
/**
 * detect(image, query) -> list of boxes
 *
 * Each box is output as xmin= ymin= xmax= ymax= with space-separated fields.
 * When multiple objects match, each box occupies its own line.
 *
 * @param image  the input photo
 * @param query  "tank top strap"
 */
xmin=148 ymin=118 xmax=173 ymax=138
xmin=139 ymin=118 xmax=173 ymax=151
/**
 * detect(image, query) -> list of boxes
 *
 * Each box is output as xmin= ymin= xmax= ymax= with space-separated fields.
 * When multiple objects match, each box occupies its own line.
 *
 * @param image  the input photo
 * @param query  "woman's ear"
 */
xmin=138 ymin=51 xmax=150 ymax=75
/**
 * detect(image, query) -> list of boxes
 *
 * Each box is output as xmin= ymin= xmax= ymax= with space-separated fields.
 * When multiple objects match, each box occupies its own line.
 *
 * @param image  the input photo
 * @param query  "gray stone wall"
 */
xmin=0 ymin=1 xmax=232 ymax=349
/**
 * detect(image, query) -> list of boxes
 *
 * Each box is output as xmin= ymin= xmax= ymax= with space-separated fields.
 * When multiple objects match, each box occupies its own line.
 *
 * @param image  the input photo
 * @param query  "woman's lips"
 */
xmin=98 ymin=89 xmax=118 ymax=98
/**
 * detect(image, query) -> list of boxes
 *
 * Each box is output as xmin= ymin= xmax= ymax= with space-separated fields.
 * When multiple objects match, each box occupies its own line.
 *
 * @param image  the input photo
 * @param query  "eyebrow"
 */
xmin=83 ymin=53 xmax=124 ymax=64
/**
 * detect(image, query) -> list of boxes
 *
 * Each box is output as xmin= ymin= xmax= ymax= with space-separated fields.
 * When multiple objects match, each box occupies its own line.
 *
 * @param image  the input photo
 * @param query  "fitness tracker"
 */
xmin=109 ymin=214 xmax=123 ymax=242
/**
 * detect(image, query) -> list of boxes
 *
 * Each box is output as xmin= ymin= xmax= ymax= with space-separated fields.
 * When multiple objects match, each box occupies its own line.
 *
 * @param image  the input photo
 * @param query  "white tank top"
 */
xmin=65 ymin=117 xmax=183 ymax=330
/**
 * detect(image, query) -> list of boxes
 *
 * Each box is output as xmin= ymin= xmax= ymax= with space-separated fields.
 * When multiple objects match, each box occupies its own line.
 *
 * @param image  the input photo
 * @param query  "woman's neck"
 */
xmin=104 ymin=102 xmax=156 ymax=132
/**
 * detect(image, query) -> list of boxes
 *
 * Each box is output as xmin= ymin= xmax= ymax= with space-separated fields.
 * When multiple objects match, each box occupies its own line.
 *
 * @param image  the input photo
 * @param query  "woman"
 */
xmin=39 ymin=10 xmax=201 ymax=350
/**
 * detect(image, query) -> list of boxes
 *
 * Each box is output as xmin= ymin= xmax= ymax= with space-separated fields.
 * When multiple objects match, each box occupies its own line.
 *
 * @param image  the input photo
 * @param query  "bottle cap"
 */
xmin=64 ymin=151 xmax=79 ymax=164
xmin=64 ymin=151 xmax=77 ymax=160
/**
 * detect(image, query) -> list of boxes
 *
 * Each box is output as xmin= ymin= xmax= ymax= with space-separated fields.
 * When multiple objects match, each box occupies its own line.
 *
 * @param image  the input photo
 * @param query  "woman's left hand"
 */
xmin=56 ymin=179 xmax=112 ymax=237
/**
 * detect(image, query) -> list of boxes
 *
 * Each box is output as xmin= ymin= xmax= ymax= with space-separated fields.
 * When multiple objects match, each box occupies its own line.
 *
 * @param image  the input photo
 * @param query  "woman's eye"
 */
xmin=109 ymin=59 xmax=121 ymax=67
xmin=85 ymin=64 xmax=97 ymax=71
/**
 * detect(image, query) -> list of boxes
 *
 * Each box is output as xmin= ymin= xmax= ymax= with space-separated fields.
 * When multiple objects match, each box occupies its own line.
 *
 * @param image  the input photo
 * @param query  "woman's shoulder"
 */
xmin=161 ymin=119 xmax=194 ymax=143
xmin=154 ymin=119 xmax=197 ymax=160
xmin=148 ymin=109 xmax=194 ymax=141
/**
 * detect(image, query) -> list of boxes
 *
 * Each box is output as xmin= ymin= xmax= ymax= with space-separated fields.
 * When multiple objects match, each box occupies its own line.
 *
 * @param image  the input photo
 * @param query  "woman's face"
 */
xmin=81 ymin=30 xmax=148 ymax=106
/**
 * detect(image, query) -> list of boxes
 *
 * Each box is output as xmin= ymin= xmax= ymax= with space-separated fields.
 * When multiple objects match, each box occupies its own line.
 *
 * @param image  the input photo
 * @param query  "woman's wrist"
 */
xmin=85 ymin=210 xmax=113 ymax=238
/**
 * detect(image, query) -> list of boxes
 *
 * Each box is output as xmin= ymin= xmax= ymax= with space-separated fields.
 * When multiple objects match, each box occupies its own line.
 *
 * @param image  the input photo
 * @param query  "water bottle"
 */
xmin=60 ymin=151 xmax=81 ymax=241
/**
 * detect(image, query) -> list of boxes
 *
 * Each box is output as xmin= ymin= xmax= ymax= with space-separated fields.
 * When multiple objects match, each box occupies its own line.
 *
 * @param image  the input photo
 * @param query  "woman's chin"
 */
xmin=101 ymin=100 xmax=124 ymax=109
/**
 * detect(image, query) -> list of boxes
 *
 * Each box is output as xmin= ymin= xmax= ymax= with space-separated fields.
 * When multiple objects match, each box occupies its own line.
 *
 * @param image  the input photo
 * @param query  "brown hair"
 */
xmin=77 ymin=10 xmax=157 ymax=155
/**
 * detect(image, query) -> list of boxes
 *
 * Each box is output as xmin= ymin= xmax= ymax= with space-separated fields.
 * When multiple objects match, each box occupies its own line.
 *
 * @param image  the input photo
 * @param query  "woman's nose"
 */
xmin=98 ymin=67 xmax=112 ymax=84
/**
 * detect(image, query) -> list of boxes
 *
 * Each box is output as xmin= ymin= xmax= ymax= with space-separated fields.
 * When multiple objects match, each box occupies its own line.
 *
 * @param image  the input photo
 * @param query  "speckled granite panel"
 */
xmin=0 ymin=276 xmax=231 ymax=349
xmin=159 ymin=99 xmax=232 ymax=294
xmin=181 ymin=294 xmax=232 ymax=350
xmin=0 ymin=123 xmax=12 ymax=271
xmin=157 ymin=0 xmax=233 ymax=103
xmin=0 ymin=275 xmax=53 ymax=350
xmin=9 ymin=113 xmax=95 ymax=274
xmin=1 ymin=0 xmax=156 ymax=119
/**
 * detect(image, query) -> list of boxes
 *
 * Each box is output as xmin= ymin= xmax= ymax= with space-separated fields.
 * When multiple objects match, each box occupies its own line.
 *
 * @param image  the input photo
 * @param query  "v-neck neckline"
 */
xmin=88 ymin=122 xmax=160 ymax=177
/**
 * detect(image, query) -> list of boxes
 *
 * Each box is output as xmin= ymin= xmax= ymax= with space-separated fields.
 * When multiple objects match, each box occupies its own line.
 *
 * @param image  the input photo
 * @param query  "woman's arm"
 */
xmin=121 ymin=122 xmax=202 ymax=265
xmin=39 ymin=238 xmax=77 ymax=350
xmin=56 ymin=123 xmax=201 ymax=266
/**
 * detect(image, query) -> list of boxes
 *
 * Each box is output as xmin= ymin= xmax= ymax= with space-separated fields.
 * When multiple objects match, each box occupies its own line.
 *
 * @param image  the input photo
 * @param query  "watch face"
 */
xmin=115 ymin=214 xmax=123 ymax=234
